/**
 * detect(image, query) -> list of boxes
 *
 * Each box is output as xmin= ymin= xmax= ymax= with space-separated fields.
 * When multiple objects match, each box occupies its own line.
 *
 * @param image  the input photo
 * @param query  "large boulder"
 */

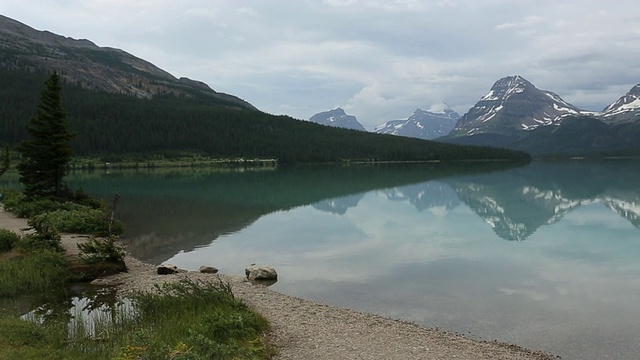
xmin=245 ymin=265 xmax=278 ymax=281
xmin=157 ymin=264 xmax=178 ymax=275
xmin=199 ymin=265 xmax=218 ymax=274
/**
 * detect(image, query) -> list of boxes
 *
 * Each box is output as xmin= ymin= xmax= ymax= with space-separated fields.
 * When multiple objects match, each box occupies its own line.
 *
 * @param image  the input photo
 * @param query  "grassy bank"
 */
xmin=0 ymin=191 xmax=274 ymax=360
xmin=0 ymin=280 xmax=273 ymax=360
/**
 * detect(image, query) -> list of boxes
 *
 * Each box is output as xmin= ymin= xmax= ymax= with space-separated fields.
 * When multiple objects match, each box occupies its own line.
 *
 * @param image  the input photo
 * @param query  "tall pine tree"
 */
xmin=17 ymin=72 xmax=74 ymax=198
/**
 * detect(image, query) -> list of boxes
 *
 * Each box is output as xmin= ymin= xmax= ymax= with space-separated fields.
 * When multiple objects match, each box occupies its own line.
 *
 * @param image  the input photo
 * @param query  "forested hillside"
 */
xmin=0 ymin=69 xmax=530 ymax=163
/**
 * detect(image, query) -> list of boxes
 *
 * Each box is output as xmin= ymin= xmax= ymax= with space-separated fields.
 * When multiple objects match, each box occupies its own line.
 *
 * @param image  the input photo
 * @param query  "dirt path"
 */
xmin=1 ymin=206 xmax=559 ymax=359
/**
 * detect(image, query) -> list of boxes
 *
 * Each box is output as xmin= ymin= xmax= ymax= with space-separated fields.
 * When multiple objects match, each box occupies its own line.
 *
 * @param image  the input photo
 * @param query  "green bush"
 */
xmin=4 ymin=195 xmax=84 ymax=218
xmin=17 ymin=218 xmax=63 ymax=253
xmin=31 ymin=208 xmax=124 ymax=236
xmin=0 ymin=229 xmax=20 ymax=252
xmin=78 ymin=235 xmax=126 ymax=266
xmin=3 ymin=190 xmax=124 ymax=237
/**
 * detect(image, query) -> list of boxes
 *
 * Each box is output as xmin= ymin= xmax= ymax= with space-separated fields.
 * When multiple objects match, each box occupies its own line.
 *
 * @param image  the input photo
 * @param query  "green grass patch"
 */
xmin=0 ymin=279 xmax=274 ymax=360
xmin=0 ymin=316 xmax=86 ymax=360
xmin=0 ymin=250 xmax=69 ymax=297
xmin=126 ymin=279 xmax=272 ymax=360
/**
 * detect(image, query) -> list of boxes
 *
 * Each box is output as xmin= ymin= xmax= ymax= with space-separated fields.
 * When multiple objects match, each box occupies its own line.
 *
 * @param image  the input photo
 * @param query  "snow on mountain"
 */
xmin=604 ymin=197 xmax=640 ymax=228
xmin=601 ymin=83 xmax=640 ymax=124
xmin=374 ymin=105 xmax=459 ymax=140
xmin=449 ymin=75 xmax=586 ymax=137
xmin=309 ymin=108 xmax=366 ymax=131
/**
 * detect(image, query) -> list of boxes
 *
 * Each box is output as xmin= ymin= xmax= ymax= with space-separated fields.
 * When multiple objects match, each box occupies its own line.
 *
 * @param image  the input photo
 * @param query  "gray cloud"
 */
xmin=2 ymin=0 xmax=640 ymax=129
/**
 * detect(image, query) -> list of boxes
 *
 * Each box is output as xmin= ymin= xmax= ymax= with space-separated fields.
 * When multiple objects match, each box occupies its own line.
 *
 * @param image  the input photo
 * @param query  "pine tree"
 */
xmin=0 ymin=146 xmax=9 ymax=178
xmin=17 ymin=72 xmax=74 ymax=198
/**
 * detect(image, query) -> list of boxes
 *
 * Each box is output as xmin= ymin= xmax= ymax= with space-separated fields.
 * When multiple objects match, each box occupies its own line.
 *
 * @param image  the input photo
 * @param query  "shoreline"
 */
xmin=0 ymin=206 xmax=559 ymax=359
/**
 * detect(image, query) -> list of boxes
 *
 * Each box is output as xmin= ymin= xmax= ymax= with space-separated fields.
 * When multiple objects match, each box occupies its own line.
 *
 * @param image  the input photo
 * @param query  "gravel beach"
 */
xmin=1 ymin=206 xmax=559 ymax=359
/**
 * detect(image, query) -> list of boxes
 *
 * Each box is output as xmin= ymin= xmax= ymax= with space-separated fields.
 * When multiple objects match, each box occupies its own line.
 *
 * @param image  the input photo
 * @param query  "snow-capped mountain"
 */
xmin=601 ymin=83 xmax=640 ymax=124
xmin=312 ymin=193 xmax=365 ymax=215
xmin=374 ymin=104 xmax=459 ymax=140
xmin=449 ymin=75 xmax=585 ymax=137
xmin=384 ymin=181 xmax=460 ymax=212
xmin=309 ymin=108 xmax=366 ymax=131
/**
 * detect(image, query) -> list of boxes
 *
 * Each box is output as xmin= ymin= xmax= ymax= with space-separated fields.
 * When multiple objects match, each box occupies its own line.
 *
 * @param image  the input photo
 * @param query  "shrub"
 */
xmin=31 ymin=208 xmax=124 ymax=236
xmin=4 ymin=195 xmax=82 ymax=218
xmin=17 ymin=218 xmax=63 ymax=253
xmin=0 ymin=229 xmax=20 ymax=252
xmin=78 ymin=235 xmax=126 ymax=266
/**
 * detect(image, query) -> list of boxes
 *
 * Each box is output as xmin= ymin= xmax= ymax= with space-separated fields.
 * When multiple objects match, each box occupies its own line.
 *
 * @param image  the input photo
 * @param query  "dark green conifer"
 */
xmin=0 ymin=146 xmax=9 ymax=178
xmin=17 ymin=72 xmax=74 ymax=198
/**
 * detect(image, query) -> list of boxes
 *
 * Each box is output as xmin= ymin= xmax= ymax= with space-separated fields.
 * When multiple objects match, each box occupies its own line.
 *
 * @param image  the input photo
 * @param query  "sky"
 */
xmin=2 ymin=0 xmax=640 ymax=130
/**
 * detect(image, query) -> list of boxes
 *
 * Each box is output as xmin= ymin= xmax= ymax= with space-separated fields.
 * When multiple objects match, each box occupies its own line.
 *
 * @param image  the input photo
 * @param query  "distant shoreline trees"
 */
xmin=1 ymin=68 xmax=530 ymax=163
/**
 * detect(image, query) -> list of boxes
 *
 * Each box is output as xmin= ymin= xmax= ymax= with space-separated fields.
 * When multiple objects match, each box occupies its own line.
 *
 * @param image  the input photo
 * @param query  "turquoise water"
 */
xmin=3 ymin=160 xmax=639 ymax=359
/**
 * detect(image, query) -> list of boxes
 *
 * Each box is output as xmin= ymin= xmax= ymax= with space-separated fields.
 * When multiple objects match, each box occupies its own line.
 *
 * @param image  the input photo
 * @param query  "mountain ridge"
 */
xmin=374 ymin=105 xmax=459 ymax=140
xmin=440 ymin=75 xmax=640 ymax=155
xmin=0 ymin=14 xmax=255 ymax=109
xmin=309 ymin=108 xmax=366 ymax=131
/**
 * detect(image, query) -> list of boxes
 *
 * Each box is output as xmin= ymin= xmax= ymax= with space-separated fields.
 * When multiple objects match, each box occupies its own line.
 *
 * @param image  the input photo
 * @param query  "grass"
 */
xmin=0 ymin=316 xmax=86 ymax=360
xmin=0 ymin=279 xmax=274 ymax=360
xmin=0 ymin=250 xmax=69 ymax=297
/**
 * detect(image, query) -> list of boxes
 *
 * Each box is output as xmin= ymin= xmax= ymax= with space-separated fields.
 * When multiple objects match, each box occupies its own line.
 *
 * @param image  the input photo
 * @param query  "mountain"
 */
xmin=309 ymin=108 xmax=366 ymax=131
xmin=601 ymin=83 xmax=640 ymax=124
xmin=313 ymin=193 xmax=365 ymax=215
xmin=448 ymin=75 xmax=585 ymax=137
xmin=440 ymin=76 xmax=640 ymax=156
xmin=384 ymin=181 xmax=460 ymax=212
xmin=374 ymin=104 xmax=459 ymax=140
xmin=0 ymin=14 xmax=254 ymax=109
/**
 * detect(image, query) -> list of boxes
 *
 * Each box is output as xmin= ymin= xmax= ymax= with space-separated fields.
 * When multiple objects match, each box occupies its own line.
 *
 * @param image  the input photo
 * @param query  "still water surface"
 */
xmin=9 ymin=160 xmax=640 ymax=359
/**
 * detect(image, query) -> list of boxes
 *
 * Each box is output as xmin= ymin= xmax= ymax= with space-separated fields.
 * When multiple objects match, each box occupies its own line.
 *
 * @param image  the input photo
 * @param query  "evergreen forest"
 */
xmin=0 ymin=68 xmax=530 ymax=163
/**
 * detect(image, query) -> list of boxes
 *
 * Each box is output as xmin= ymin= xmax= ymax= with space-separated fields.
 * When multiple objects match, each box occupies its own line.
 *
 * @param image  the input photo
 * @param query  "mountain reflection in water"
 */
xmin=311 ymin=161 xmax=640 ymax=241
xmin=4 ymin=160 xmax=638 ymax=257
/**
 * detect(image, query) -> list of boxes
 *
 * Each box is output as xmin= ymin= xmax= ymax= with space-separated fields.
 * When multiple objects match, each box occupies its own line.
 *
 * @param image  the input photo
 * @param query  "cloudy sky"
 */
xmin=2 ymin=0 xmax=640 ymax=129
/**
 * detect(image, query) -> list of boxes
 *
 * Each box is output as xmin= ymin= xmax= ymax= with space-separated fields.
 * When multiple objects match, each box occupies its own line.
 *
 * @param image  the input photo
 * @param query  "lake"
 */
xmin=3 ymin=160 xmax=640 ymax=359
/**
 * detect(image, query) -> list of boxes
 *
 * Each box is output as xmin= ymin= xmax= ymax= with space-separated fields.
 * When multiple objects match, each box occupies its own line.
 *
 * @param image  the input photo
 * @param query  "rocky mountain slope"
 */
xmin=309 ymin=108 xmax=366 ymax=131
xmin=601 ymin=83 xmax=640 ymax=124
xmin=448 ymin=75 xmax=587 ymax=137
xmin=440 ymin=75 xmax=640 ymax=156
xmin=374 ymin=104 xmax=459 ymax=140
xmin=0 ymin=14 xmax=254 ymax=109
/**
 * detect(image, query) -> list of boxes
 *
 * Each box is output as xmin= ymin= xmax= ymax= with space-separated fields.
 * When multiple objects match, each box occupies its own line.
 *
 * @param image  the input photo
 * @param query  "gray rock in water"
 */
xmin=245 ymin=265 xmax=278 ymax=281
xmin=199 ymin=265 xmax=218 ymax=274
xmin=157 ymin=264 xmax=178 ymax=275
